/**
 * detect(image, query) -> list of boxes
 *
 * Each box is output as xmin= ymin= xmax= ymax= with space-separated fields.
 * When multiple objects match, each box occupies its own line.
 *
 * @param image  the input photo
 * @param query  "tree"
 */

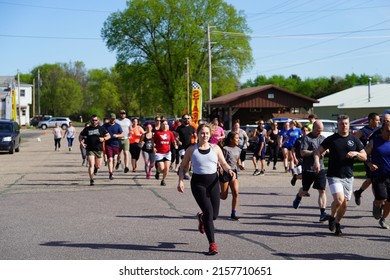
xmin=101 ymin=0 xmax=253 ymax=116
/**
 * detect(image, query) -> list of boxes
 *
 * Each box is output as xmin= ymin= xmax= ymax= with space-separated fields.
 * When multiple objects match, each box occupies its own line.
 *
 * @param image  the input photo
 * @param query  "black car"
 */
xmin=0 ymin=120 xmax=21 ymax=154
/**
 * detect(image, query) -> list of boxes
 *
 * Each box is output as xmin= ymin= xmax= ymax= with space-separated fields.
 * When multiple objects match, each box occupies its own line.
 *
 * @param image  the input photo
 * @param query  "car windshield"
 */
xmin=0 ymin=124 xmax=13 ymax=133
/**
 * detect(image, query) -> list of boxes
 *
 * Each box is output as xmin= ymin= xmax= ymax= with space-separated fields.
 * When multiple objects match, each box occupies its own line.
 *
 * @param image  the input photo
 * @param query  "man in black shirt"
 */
xmin=79 ymin=115 xmax=110 ymax=186
xmin=175 ymin=114 xmax=197 ymax=180
xmin=314 ymin=115 xmax=366 ymax=236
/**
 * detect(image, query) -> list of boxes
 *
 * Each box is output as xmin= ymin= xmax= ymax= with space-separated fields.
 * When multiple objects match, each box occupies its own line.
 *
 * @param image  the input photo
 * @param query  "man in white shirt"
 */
xmin=115 ymin=109 xmax=132 ymax=173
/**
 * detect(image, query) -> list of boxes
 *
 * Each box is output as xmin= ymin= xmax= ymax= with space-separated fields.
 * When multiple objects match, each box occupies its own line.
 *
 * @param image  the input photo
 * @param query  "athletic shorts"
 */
xmin=327 ymin=176 xmax=354 ymax=201
xmin=155 ymin=152 xmax=171 ymax=162
xmin=219 ymin=169 xmax=238 ymax=183
xmin=371 ymin=175 xmax=390 ymax=201
xmin=105 ymin=145 xmax=119 ymax=159
xmin=119 ymin=139 xmax=130 ymax=152
xmin=302 ymin=170 xmax=326 ymax=192
xmin=87 ymin=151 xmax=103 ymax=158
xmin=179 ymin=149 xmax=186 ymax=157
xmin=253 ymin=147 xmax=266 ymax=160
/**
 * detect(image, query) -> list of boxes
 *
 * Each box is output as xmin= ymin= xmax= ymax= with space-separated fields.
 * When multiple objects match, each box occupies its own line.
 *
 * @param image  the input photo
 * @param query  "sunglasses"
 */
xmin=184 ymin=117 xmax=190 ymax=120
xmin=92 ymin=119 xmax=98 ymax=122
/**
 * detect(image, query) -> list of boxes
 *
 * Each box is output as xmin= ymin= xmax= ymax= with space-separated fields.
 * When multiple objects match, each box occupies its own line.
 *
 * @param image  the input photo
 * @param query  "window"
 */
xmin=20 ymin=89 xmax=25 ymax=97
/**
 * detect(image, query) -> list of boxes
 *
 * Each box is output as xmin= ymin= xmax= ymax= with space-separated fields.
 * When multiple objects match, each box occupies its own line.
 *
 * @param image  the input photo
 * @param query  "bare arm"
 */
xmin=313 ymin=145 xmax=326 ymax=173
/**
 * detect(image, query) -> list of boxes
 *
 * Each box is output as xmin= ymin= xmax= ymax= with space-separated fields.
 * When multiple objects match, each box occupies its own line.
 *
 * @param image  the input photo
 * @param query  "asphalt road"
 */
xmin=0 ymin=128 xmax=389 ymax=260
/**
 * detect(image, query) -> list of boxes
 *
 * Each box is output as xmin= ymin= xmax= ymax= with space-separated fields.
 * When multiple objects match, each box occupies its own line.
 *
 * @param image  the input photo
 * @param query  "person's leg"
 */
xmin=88 ymin=154 xmax=95 ymax=180
xmin=191 ymin=175 xmax=218 ymax=244
xmin=219 ymin=181 xmax=229 ymax=200
xmin=229 ymin=179 xmax=239 ymax=218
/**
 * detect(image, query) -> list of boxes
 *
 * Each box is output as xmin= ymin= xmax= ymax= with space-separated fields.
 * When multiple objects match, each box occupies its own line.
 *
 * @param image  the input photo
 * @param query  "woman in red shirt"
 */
xmin=153 ymin=119 xmax=176 ymax=186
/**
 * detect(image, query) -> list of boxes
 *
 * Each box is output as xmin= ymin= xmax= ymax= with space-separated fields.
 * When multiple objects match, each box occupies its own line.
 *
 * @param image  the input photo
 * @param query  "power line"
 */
xmin=0 ymin=34 xmax=100 ymax=40
xmin=259 ymin=38 xmax=390 ymax=74
xmin=0 ymin=1 xmax=112 ymax=13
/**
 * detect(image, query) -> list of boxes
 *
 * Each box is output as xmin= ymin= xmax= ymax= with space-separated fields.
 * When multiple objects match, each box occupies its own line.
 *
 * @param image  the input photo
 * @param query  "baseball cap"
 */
xmin=120 ymin=110 xmax=126 ymax=114
xmin=110 ymin=113 xmax=116 ymax=119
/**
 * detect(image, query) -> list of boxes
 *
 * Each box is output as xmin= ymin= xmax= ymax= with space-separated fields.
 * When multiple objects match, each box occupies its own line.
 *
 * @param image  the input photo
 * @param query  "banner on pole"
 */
xmin=191 ymin=81 xmax=202 ymax=123
xmin=12 ymin=89 xmax=16 ymax=121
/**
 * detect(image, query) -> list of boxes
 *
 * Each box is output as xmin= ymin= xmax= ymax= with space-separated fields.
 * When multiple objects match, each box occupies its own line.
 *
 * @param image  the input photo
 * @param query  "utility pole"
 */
xmin=207 ymin=24 xmax=214 ymax=116
xmin=38 ymin=69 xmax=41 ymax=115
xmin=17 ymin=71 xmax=22 ymax=125
xmin=32 ymin=78 xmax=35 ymax=117
xmin=368 ymin=77 xmax=372 ymax=102
xmin=186 ymin=57 xmax=190 ymax=114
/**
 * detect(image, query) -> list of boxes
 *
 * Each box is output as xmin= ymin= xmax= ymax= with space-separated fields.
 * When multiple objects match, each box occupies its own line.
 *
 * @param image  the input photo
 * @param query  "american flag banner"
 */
xmin=191 ymin=81 xmax=202 ymax=123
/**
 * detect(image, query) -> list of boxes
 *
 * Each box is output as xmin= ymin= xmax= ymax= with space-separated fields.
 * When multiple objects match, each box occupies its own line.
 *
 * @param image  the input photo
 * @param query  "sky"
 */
xmin=1 ymin=0 xmax=390 ymax=82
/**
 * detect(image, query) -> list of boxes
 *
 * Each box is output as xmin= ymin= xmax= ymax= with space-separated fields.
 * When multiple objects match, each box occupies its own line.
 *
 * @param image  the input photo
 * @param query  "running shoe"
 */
xmin=109 ymin=173 xmax=114 ymax=180
xmin=115 ymin=161 xmax=121 ymax=170
xmin=379 ymin=217 xmax=389 ymax=229
xmin=373 ymin=202 xmax=383 ymax=220
xmin=90 ymin=179 xmax=94 ymax=186
xmin=184 ymin=173 xmax=190 ymax=180
xmin=196 ymin=212 xmax=205 ymax=234
xmin=230 ymin=214 xmax=239 ymax=221
xmin=259 ymin=170 xmax=265 ymax=176
xmin=253 ymin=169 xmax=260 ymax=176
xmin=93 ymin=167 xmax=99 ymax=175
xmin=353 ymin=190 xmax=362 ymax=206
xmin=273 ymin=166 xmax=277 ymax=170
xmin=160 ymin=179 xmax=166 ymax=186
xmin=328 ymin=216 xmax=336 ymax=232
xmin=207 ymin=242 xmax=218 ymax=255
xmin=319 ymin=212 xmax=330 ymax=222
xmin=155 ymin=171 xmax=160 ymax=180
xmin=291 ymin=174 xmax=298 ymax=186
xmin=82 ymin=159 xmax=85 ymax=166
xmin=124 ymin=167 xmax=129 ymax=173
xmin=335 ymin=223 xmax=343 ymax=236
xmin=293 ymin=194 xmax=301 ymax=209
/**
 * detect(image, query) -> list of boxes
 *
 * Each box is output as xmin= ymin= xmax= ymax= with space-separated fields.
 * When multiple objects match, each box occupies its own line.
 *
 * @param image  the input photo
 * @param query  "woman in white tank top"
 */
xmin=177 ymin=123 xmax=235 ymax=255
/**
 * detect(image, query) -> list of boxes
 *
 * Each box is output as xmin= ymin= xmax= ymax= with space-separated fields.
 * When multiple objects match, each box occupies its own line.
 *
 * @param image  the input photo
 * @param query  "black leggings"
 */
xmin=191 ymin=173 xmax=220 ymax=244
xmin=268 ymin=144 xmax=279 ymax=166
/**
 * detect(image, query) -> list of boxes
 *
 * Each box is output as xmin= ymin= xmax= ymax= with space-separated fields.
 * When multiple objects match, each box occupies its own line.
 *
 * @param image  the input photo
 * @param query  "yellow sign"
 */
xmin=191 ymin=81 xmax=202 ymax=123
xmin=12 ymin=89 xmax=16 ymax=121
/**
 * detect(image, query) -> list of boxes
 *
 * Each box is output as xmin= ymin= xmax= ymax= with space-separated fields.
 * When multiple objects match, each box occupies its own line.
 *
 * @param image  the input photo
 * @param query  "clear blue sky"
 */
xmin=1 ymin=0 xmax=390 ymax=82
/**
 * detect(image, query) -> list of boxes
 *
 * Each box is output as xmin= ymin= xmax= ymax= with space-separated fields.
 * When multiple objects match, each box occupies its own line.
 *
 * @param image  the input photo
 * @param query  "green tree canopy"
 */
xmin=101 ymin=0 xmax=253 ymax=116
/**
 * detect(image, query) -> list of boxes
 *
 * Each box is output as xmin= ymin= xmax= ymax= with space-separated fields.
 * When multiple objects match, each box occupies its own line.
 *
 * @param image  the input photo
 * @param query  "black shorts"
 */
xmin=371 ymin=175 xmax=390 ymax=201
xmin=219 ymin=169 xmax=238 ymax=183
xmin=302 ymin=170 xmax=326 ymax=191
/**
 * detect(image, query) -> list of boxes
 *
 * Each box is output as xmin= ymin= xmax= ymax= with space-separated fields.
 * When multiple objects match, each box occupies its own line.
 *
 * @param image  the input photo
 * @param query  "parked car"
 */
xmin=30 ymin=115 xmax=52 ymax=127
xmin=0 ymin=120 xmax=21 ymax=154
xmin=37 ymin=117 xmax=71 ymax=130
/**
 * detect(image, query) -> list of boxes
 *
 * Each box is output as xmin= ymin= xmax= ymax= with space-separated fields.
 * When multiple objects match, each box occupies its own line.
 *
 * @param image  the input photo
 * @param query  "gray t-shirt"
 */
xmin=301 ymin=132 xmax=325 ymax=172
xmin=223 ymin=146 xmax=241 ymax=170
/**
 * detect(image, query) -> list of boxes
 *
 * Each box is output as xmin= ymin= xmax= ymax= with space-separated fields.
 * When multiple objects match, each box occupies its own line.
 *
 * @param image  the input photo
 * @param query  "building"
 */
xmin=0 ymin=76 xmax=33 ymax=126
xmin=314 ymin=83 xmax=390 ymax=120
xmin=204 ymin=84 xmax=318 ymax=129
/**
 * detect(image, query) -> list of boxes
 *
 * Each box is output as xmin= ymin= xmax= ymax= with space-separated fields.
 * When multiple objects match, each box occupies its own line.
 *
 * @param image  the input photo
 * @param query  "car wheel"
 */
xmin=41 ymin=124 xmax=47 ymax=130
xmin=9 ymin=143 xmax=15 ymax=154
xmin=15 ymin=145 xmax=20 ymax=153
xmin=61 ymin=124 xmax=68 ymax=130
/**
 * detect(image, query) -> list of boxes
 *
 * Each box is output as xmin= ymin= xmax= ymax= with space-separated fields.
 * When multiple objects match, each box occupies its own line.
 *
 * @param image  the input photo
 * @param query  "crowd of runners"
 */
xmin=54 ymin=109 xmax=390 ymax=255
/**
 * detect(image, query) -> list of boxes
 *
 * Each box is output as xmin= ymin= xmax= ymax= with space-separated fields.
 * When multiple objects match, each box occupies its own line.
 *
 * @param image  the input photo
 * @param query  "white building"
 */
xmin=0 ymin=76 xmax=33 ymax=126
xmin=314 ymin=83 xmax=390 ymax=120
